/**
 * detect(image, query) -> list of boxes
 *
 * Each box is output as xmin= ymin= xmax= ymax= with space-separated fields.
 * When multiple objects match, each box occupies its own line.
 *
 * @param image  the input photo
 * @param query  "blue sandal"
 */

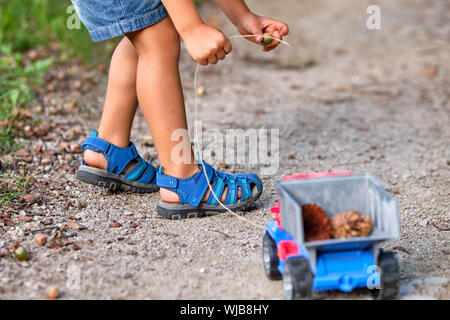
xmin=156 ymin=161 xmax=263 ymax=219
xmin=76 ymin=130 xmax=159 ymax=193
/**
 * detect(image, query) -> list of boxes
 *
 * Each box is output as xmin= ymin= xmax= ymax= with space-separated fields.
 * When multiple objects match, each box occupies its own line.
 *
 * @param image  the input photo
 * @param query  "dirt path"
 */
xmin=1 ymin=0 xmax=448 ymax=299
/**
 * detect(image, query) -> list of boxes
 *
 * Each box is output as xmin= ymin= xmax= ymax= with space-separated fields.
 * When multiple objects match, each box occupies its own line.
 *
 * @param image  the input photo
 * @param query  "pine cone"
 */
xmin=331 ymin=210 xmax=373 ymax=239
xmin=301 ymin=204 xmax=332 ymax=242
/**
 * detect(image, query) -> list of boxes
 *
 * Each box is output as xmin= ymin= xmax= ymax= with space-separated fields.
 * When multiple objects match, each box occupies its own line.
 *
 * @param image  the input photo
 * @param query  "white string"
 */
xmin=193 ymin=35 xmax=290 ymax=230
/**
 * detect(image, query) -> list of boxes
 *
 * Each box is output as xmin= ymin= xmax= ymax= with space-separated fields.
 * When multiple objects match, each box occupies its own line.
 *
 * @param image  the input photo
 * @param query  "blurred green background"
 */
xmin=0 ymin=0 xmax=113 ymax=62
xmin=0 ymin=0 xmax=116 ymax=154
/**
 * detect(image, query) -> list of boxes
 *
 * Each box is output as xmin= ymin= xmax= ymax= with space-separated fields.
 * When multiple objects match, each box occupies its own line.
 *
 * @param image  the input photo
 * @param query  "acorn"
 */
xmin=36 ymin=234 xmax=47 ymax=246
xmin=15 ymin=247 xmax=29 ymax=261
xmin=45 ymin=286 xmax=59 ymax=299
xmin=262 ymin=35 xmax=272 ymax=45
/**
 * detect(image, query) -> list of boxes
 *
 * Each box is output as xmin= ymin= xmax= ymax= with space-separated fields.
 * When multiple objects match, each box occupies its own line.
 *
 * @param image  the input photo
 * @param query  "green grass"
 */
xmin=0 ymin=0 xmax=113 ymax=64
xmin=0 ymin=0 xmax=114 ymax=153
xmin=0 ymin=172 xmax=31 ymax=209
xmin=0 ymin=44 xmax=52 ymax=153
xmin=0 ymin=0 xmax=207 ymax=154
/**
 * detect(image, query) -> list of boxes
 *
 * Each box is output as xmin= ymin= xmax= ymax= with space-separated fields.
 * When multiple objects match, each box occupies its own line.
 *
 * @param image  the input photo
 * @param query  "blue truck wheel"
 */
xmin=371 ymin=251 xmax=399 ymax=300
xmin=283 ymin=257 xmax=313 ymax=300
xmin=262 ymin=232 xmax=282 ymax=280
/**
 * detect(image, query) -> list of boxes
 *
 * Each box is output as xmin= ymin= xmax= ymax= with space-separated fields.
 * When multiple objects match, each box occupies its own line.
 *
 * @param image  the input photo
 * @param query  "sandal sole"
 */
xmin=76 ymin=165 xmax=159 ymax=193
xmin=156 ymin=188 xmax=263 ymax=220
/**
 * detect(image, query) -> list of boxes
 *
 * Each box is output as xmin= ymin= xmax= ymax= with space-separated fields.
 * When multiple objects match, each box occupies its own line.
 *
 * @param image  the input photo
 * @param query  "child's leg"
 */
xmin=126 ymin=17 xmax=239 ymax=203
xmin=84 ymin=37 xmax=139 ymax=170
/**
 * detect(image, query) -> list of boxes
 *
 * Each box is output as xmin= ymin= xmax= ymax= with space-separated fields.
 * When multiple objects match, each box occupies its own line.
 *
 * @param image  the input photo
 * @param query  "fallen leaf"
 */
xmin=18 ymin=216 xmax=32 ymax=222
xmin=59 ymin=142 xmax=70 ymax=151
xmin=387 ymin=189 xmax=400 ymax=195
xmin=41 ymin=217 xmax=54 ymax=225
xmin=255 ymin=108 xmax=265 ymax=116
xmin=1 ymin=218 xmax=15 ymax=226
xmin=70 ymin=144 xmax=82 ymax=153
xmin=110 ymin=222 xmax=121 ymax=228
xmin=392 ymin=246 xmax=410 ymax=254
xmin=433 ymin=223 xmax=450 ymax=231
xmin=67 ymin=221 xmax=87 ymax=231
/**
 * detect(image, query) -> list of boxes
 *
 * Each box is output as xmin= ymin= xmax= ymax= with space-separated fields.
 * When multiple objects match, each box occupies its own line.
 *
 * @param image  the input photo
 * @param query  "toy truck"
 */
xmin=263 ymin=172 xmax=400 ymax=299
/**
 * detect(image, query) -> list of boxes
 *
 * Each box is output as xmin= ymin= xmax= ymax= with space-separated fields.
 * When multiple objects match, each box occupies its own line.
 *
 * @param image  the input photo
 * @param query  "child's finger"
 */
xmin=280 ymin=23 xmax=289 ymax=36
xmin=198 ymin=57 xmax=208 ymax=66
xmin=224 ymin=39 xmax=232 ymax=54
xmin=272 ymin=30 xmax=281 ymax=41
xmin=208 ymin=55 xmax=218 ymax=65
xmin=216 ymin=49 xmax=226 ymax=60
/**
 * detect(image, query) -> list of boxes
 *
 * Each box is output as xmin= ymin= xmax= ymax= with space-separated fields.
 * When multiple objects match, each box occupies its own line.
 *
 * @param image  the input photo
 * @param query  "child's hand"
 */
xmin=237 ymin=13 xmax=289 ymax=51
xmin=182 ymin=23 xmax=232 ymax=65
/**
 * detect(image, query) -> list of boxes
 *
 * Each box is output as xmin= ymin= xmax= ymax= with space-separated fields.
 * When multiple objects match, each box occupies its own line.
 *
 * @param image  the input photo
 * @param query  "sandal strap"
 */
xmin=157 ymin=161 xmax=263 ymax=207
xmin=81 ymin=131 xmax=139 ymax=175
xmin=124 ymin=158 xmax=147 ymax=181
xmin=206 ymin=172 xmax=225 ymax=205
xmin=224 ymin=175 xmax=238 ymax=205
xmin=157 ymin=161 xmax=214 ymax=207
xmin=237 ymin=175 xmax=251 ymax=202
xmin=123 ymin=158 xmax=157 ymax=184
xmin=135 ymin=161 xmax=157 ymax=184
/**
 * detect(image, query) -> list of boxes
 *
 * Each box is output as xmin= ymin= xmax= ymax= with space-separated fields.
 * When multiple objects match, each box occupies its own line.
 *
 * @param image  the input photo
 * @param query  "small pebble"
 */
xmin=41 ymin=158 xmax=52 ymax=165
xmin=197 ymin=86 xmax=206 ymax=96
xmin=41 ymin=217 xmax=54 ymax=225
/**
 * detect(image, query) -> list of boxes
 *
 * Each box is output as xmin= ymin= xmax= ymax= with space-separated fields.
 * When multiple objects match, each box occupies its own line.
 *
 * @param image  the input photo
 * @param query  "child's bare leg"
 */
xmin=127 ymin=17 xmax=239 ymax=203
xmin=84 ymin=37 xmax=139 ymax=170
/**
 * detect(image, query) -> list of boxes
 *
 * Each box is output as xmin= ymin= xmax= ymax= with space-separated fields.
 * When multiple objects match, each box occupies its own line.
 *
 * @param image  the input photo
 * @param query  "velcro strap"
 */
xmin=82 ymin=136 xmax=111 ymax=154
xmin=157 ymin=173 xmax=178 ymax=189
xmin=187 ymin=162 xmax=214 ymax=207
xmin=136 ymin=164 xmax=157 ymax=184
xmin=128 ymin=142 xmax=138 ymax=158
xmin=124 ymin=160 xmax=147 ymax=181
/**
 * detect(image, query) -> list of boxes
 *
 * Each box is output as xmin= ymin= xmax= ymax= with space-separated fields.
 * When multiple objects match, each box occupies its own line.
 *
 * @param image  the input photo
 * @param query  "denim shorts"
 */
xmin=71 ymin=0 xmax=168 ymax=42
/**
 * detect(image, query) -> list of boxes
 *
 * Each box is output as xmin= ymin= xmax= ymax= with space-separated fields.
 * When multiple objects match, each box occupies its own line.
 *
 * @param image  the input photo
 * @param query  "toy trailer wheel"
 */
xmin=282 ymin=257 xmax=313 ymax=300
xmin=371 ymin=251 xmax=400 ymax=300
xmin=262 ymin=232 xmax=282 ymax=280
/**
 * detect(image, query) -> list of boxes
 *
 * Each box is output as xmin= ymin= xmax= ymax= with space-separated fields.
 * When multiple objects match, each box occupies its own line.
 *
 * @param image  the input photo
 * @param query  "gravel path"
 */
xmin=0 ymin=0 xmax=448 ymax=299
